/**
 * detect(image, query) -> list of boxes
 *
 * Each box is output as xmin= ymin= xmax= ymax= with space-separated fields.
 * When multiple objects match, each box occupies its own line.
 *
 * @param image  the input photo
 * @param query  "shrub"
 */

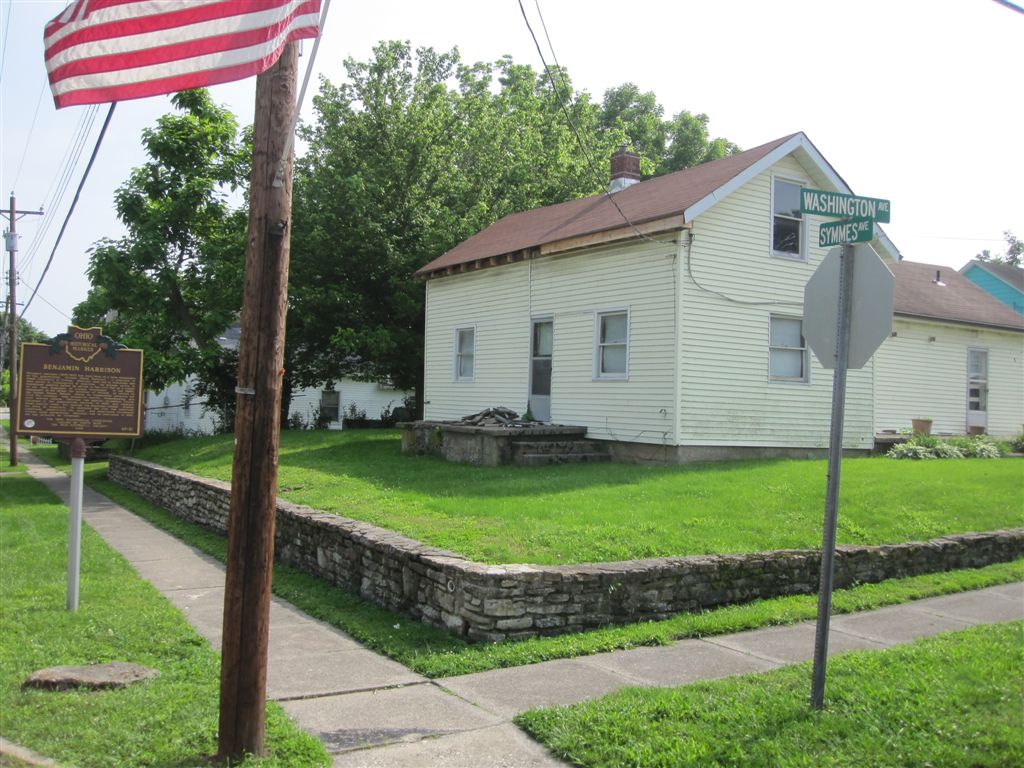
xmin=965 ymin=439 xmax=1003 ymax=459
xmin=947 ymin=435 xmax=1005 ymax=458
xmin=288 ymin=410 xmax=309 ymax=430
xmin=1009 ymin=431 xmax=1024 ymax=453
xmin=343 ymin=402 xmax=369 ymax=429
xmin=888 ymin=443 xmax=938 ymax=460
xmin=379 ymin=401 xmax=398 ymax=427
xmin=931 ymin=441 xmax=965 ymax=459
xmin=889 ymin=433 xmax=1005 ymax=460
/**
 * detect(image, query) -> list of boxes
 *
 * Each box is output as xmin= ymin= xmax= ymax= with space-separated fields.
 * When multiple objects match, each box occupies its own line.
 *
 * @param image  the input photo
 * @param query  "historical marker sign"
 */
xmin=17 ymin=326 xmax=144 ymax=438
xmin=800 ymin=188 xmax=891 ymax=224
xmin=818 ymin=218 xmax=874 ymax=248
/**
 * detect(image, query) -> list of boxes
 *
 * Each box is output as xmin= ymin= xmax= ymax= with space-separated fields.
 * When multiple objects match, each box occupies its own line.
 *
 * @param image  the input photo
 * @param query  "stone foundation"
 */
xmin=108 ymin=455 xmax=1024 ymax=642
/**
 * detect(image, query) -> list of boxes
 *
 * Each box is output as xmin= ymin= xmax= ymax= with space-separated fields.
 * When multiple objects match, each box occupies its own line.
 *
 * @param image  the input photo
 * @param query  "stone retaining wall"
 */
xmin=108 ymin=455 xmax=1024 ymax=642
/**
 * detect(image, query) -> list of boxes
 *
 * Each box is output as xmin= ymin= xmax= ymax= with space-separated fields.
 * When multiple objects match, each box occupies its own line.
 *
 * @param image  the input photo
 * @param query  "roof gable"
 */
xmin=417 ymin=132 xmax=900 ymax=277
xmin=960 ymin=259 xmax=1024 ymax=293
xmin=891 ymin=261 xmax=1023 ymax=332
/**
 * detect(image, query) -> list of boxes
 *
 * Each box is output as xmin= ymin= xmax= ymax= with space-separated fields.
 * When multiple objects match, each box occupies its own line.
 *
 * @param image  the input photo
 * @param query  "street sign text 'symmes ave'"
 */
xmin=17 ymin=326 xmax=144 ymax=438
xmin=818 ymin=218 xmax=874 ymax=248
xmin=800 ymin=188 xmax=891 ymax=223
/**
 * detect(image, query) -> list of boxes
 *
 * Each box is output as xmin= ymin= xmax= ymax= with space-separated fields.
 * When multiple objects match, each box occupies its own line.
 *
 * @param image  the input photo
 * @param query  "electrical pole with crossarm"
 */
xmin=2 ymin=193 xmax=44 ymax=466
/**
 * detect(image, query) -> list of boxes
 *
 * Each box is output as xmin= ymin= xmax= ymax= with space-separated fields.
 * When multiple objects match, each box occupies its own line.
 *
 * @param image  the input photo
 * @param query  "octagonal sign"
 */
xmin=803 ymin=245 xmax=895 ymax=369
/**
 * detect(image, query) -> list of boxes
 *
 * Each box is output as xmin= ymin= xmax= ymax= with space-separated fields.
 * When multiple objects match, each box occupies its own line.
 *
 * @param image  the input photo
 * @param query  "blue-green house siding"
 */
xmin=961 ymin=265 xmax=1024 ymax=315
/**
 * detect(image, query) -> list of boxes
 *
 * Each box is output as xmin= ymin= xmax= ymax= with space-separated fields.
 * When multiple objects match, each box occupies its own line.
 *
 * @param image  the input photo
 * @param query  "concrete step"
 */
xmin=511 ymin=439 xmax=609 ymax=456
xmin=516 ymin=452 xmax=612 ymax=466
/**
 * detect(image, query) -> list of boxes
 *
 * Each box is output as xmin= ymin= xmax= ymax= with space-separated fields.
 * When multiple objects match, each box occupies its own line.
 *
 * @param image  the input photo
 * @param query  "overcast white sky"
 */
xmin=2 ymin=0 xmax=1022 ymax=338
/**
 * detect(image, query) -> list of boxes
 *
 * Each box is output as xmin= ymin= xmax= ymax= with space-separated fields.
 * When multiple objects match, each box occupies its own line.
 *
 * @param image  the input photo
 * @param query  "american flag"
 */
xmin=45 ymin=0 xmax=322 ymax=109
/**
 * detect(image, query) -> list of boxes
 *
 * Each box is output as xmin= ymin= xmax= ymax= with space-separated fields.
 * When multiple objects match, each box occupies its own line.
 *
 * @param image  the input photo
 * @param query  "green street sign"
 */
xmin=818 ymin=218 xmax=874 ymax=247
xmin=801 ymin=188 xmax=891 ymax=223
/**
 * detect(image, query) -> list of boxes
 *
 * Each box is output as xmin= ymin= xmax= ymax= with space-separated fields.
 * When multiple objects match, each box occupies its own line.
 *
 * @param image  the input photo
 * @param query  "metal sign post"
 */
xmin=800 ymin=189 xmax=893 ymax=710
xmin=810 ymin=243 xmax=854 ymax=710
xmin=67 ymin=438 xmax=87 ymax=611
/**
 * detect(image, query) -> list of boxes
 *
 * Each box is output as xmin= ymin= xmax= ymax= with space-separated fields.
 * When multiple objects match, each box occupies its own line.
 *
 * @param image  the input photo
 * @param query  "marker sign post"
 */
xmin=800 ymin=191 xmax=892 ymax=710
xmin=17 ymin=325 xmax=143 ymax=610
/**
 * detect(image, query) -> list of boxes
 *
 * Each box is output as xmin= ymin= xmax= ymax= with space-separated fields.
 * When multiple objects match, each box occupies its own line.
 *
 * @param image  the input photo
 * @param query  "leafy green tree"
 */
xmin=661 ymin=110 xmax=740 ymax=174
xmin=72 ymin=90 xmax=249 ymax=424
xmin=289 ymin=43 xmax=624 ymax=406
xmin=597 ymin=86 xmax=739 ymax=176
xmin=1 ymin=312 xmax=47 ymax=360
xmin=976 ymin=231 xmax=1022 ymax=268
xmin=598 ymin=82 xmax=665 ymax=175
xmin=0 ymin=314 xmax=47 ymax=405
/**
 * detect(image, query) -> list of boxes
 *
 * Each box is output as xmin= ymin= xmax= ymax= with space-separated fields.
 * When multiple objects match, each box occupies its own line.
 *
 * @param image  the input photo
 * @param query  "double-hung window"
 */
xmin=454 ymin=327 xmax=475 ymax=381
xmin=320 ymin=390 xmax=340 ymax=422
xmin=772 ymin=178 xmax=804 ymax=258
xmin=595 ymin=310 xmax=629 ymax=380
xmin=769 ymin=315 xmax=807 ymax=382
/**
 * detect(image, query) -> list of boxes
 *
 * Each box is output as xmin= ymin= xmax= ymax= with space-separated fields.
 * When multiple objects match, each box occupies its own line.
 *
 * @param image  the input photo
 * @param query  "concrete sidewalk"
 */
xmin=13 ymin=447 xmax=1023 ymax=768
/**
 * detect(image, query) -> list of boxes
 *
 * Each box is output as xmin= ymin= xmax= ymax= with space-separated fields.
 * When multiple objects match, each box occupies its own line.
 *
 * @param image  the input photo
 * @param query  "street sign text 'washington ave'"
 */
xmin=801 ymin=188 xmax=891 ymax=224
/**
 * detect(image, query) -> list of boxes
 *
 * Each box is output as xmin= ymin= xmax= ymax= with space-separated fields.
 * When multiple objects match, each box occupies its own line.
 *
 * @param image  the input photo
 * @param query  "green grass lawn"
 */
xmin=26 ymin=441 xmax=1024 ymax=679
xmin=124 ymin=429 xmax=1024 ymax=565
xmin=0 ymin=473 xmax=329 ymax=767
xmin=515 ymin=621 xmax=1024 ymax=768
xmin=0 ymin=419 xmax=29 ymax=474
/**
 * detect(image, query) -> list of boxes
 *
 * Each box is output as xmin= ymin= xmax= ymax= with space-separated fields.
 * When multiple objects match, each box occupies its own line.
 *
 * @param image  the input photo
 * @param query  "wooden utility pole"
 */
xmin=2 ymin=194 xmax=40 ymax=465
xmin=6 ymin=193 xmax=16 ymax=466
xmin=217 ymin=43 xmax=297 ymax=760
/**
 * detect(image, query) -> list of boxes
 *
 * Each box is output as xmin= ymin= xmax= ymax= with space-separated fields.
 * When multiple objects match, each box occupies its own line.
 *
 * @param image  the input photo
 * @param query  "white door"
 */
xmin=966 ymin=348 xmax=988 ymax=430
xmin=529 ymin=319 xmax=552 ymax=422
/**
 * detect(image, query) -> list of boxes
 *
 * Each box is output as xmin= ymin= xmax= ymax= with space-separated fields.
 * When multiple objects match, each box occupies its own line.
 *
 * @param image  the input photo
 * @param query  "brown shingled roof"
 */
xmin=961 ymin=259 xmax=1024 ymax=292
xmin=891 ymin=260 xmax=1023 ymax=332
xmin=416 ymin=133 xmax=799 ymax=277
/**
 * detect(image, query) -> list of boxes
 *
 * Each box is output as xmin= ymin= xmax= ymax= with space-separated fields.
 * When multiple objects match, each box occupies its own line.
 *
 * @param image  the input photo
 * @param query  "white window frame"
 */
xmin=768 ymin=314 xmax=809 ymax=383
xmin=320 ymin=389 xmax=340 ymax=422
xmin=453 ymin=325 xmax=476 ymax=382
xmin=593 ymin=308 xmax=630 ymax=381
xmin=770 ymin=175 xmax=807 ymax=261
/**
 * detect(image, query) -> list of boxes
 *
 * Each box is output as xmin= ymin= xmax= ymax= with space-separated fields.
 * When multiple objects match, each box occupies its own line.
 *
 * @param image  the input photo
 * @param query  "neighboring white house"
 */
xmin=874 ymin=261 xmax=1023 ymax=437
xmin=416 ymin=133 xmax=903 ymax=462
xmin=145 ymin=320 xmax=412 ymax=434
xmin=145 ymin=376 xmax=410 ymax=434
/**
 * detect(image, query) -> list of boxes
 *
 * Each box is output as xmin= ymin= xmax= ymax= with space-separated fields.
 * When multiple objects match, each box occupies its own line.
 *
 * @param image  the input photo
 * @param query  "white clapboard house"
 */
xmin=415 ymin=133 xmax=904 ymax=462
xmin=874 ymin=261 xmax=1023 ymax=436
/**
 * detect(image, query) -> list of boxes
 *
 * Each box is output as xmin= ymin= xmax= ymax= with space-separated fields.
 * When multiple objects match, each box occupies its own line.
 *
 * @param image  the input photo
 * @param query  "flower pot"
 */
xmin=911 ymin=418 xmax=933 ymax=435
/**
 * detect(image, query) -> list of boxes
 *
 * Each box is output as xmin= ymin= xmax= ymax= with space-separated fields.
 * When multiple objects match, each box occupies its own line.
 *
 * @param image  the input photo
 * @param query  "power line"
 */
xmin=991 ymin=0 xmax=1024 ymax=15
xmin=516 ymin=0 xmax=669 ymax=250
xmin=0 ymin=0 xmax=13 ymax=84
xmin=22 ymin=105 xmax=99 ymax=273
xmin=518 ymin=1 xmax=796 ymax=309
xmin=11 ymin=75 xmax=49 ymax=191
xmin=22 ymin=105 xmax=99 ymax=270
xmin=28 ymin=287 xmax=73 ymax=322
xmin=23 ymin=102 xmax=116 ymax=317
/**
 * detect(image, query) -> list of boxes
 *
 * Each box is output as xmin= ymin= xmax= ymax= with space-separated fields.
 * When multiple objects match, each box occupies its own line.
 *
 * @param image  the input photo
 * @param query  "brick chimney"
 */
xmin=609 ymin=145 xmax=641 ymax=193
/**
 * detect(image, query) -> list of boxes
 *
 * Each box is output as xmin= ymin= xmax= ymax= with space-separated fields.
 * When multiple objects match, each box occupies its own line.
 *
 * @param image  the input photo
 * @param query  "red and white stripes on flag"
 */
xmin=45 ymin=0 xmax=322 ymax=109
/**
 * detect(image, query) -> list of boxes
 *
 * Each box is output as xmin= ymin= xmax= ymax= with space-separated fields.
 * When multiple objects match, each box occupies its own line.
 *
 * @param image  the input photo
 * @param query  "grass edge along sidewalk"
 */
xmin=516 ymin=621 xmax=1024 ymax=768
xmin=27 ymin=444 xmax=1024 ymax=679
xmin=0 ymin=472 xmax=330 ymax=768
